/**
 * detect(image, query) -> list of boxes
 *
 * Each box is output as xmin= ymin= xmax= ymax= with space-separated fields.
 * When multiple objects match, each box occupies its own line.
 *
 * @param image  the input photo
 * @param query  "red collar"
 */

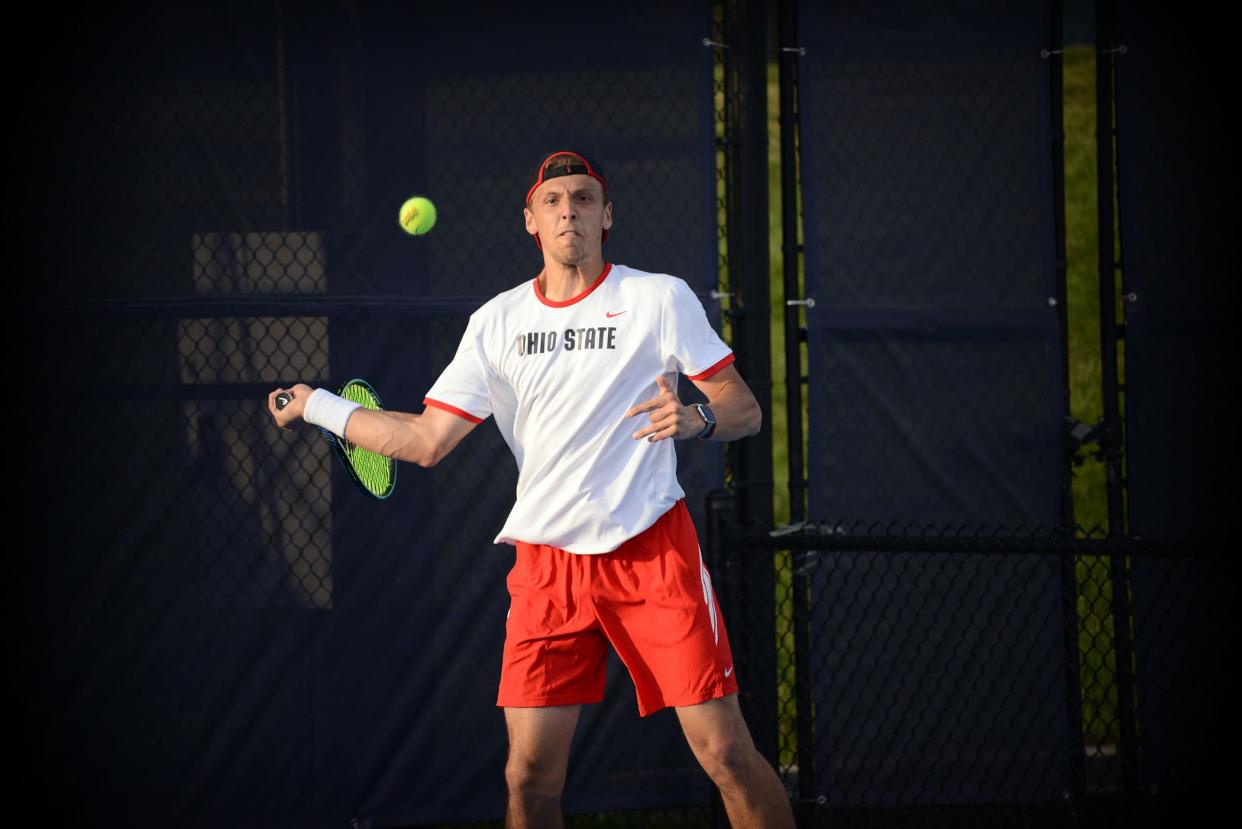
xmin=533 ymin=263 xmax=613 ymax=308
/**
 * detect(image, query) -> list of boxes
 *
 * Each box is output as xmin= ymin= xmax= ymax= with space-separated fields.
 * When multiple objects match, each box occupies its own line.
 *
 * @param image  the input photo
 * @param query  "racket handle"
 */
xmin=275 ymin=391 xmax=291 ymax=410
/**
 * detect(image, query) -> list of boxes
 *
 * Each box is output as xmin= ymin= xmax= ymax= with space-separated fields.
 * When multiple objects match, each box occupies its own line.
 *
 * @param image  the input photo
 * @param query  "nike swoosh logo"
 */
xmin=724 ymin=666 xmax=734 ymax=678
xmin=605 ymin=310 xmax=627 ymax=318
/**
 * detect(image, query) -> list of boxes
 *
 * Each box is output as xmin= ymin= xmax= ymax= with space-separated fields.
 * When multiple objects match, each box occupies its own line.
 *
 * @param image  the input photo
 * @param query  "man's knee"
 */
xmin=693 ymin=736 xmax=762 ymax=791
xmin=505 ymin=751 xmax=568 ymax=802
xmin=503 ymin=704 xmax=579 ymax=807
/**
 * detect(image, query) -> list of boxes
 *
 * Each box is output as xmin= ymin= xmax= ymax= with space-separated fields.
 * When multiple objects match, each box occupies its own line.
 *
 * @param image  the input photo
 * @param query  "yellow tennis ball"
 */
xmin=398 ymin=196 xmax=437 ymax=235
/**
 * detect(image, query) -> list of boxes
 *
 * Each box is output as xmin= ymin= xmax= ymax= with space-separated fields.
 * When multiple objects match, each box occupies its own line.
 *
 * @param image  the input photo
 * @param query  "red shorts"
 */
xmin=497 ymin=499 xmax=738 ymax=717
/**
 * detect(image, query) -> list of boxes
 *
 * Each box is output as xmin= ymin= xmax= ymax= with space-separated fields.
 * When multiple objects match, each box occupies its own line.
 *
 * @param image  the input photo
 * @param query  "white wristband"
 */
xmin=303 ymin=388 xmax=362 ymax=439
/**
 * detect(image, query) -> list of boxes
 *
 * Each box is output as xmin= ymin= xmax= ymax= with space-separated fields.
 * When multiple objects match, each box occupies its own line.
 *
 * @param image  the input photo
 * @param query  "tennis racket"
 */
xmin=275 ymin=378 xmax=397 ymax=500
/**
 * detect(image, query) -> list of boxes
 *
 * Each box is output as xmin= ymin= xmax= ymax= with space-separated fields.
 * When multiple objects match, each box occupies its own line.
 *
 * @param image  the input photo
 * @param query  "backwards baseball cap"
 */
xmin=525 ymin=150 xmax=608 ymax=206
xmin=525 ymin=150 xmax=610 ymax=249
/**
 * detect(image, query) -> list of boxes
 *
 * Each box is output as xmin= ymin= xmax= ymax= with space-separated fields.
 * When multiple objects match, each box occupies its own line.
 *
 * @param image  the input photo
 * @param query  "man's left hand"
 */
xmin=626 ymin=375 xmax=703 ymax=442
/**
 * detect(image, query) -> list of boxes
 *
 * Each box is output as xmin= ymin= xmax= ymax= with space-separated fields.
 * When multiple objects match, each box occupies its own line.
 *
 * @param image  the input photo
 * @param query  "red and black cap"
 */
xmin=525 ymin=150 xmax=608 ymax=206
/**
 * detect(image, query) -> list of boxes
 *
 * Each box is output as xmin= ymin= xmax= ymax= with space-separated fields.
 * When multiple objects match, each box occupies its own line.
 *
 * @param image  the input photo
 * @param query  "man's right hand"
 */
xmin=268 ymin=383 xmax=315 ymax=430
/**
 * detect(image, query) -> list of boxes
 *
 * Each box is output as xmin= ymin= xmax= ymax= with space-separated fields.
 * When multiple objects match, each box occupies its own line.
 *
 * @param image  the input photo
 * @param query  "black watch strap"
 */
xmin=692 ymin=403 xmax=716 ymax=439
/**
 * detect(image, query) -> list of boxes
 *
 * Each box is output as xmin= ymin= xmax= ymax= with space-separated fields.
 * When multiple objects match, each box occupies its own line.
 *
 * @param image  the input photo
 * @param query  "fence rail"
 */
xmin=707 ymin=501 xmax=1231 ymax=827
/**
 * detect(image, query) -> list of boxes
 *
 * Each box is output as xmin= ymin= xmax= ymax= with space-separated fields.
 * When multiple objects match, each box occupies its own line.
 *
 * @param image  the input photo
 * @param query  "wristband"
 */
xmin=303 ymin=388 xmax=362 ymax=439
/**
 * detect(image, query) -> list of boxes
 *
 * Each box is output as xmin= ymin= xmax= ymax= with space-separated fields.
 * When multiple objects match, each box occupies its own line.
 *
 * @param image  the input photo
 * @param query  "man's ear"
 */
xmin=524 ymin=206 xmax=538 ymax=236
xmin=603 ymin=200 xmax=613 ymax=231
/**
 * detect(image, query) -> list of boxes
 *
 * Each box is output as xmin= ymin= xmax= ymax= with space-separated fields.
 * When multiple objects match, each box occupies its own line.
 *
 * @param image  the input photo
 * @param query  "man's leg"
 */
xmin=504 ymin=705 xmax=582 ymax=829
xmin=676 ymin=695 xmax=794 ymax=829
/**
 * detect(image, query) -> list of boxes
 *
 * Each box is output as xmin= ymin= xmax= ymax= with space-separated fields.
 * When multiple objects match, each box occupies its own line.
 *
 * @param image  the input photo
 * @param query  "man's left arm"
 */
xmin=627 ymin=365 xmax=761 ymax=442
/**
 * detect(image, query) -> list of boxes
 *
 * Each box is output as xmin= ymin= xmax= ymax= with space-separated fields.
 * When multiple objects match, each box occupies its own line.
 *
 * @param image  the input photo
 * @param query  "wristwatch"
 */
xmin=691 ymin=403 xmax=717 ymax=440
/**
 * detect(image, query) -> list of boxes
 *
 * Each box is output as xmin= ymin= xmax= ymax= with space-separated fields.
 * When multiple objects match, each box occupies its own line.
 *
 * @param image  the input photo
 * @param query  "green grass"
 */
xmin=1063 ymin=45 xmax=1109 ymax=535
xmin=1062 ymin=44 xmax=1123 ymax=749
xmin=766 ymin=60 xmax=800 ymax=771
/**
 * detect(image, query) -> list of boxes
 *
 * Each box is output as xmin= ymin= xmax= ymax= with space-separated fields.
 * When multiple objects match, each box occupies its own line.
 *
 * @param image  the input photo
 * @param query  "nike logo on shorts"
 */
xmin=724 ymin=666 xmax=734 ymax=678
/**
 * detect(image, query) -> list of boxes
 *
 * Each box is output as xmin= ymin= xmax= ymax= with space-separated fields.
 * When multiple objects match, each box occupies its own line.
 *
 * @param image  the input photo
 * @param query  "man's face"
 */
xmin=524 ymin=174 xmax=613 ymax=265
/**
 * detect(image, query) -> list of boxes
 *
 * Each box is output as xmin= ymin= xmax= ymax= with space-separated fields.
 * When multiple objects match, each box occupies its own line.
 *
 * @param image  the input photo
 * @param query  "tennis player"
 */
xmin=269 ymin=151 xmax=793 ymax=829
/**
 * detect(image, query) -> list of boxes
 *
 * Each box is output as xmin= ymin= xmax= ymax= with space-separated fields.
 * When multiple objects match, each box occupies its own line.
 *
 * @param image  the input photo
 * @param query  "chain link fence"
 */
xmin=20 ymin=1 xmax=730 ymax=825
xmin=705 ymin=502 xmax=1230 ymax=827
xmin=17 ymin=1 xmax=1232 ymax=826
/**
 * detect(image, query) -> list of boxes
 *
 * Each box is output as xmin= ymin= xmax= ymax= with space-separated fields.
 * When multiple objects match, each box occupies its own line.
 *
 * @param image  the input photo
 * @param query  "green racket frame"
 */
xmin=323 ymin=378 xmax=397 ymax=500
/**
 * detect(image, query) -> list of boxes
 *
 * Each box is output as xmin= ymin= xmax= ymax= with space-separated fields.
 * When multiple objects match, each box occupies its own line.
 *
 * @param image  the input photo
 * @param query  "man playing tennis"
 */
xmin=269 ymin=151 xmax=793 ymax=829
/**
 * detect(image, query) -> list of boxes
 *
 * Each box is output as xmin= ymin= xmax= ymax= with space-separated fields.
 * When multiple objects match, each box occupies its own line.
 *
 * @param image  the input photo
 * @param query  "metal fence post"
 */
xmin=1095 ymin=0 xmax=1140 ymax=796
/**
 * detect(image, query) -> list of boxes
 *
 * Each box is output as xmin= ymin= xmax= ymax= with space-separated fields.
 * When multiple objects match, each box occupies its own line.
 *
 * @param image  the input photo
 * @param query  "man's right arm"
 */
xmin=268 ymin=384 xmax=479 ymax=468
xmin=343 ymin=406 xmax=477 ymax=467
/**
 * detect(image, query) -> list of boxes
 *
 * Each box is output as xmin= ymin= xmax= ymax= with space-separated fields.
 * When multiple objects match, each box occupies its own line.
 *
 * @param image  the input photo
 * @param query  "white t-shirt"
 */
xmin=424 ymin=263 xmax=734 ymax=554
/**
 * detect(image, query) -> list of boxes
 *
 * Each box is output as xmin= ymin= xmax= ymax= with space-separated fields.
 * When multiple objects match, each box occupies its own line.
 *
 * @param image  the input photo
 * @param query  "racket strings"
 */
xmin=338 ymin=380 xmax=395 ymax=498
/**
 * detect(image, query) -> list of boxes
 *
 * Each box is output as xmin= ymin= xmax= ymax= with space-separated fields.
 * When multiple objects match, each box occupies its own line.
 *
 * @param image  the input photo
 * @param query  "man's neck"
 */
xmin=539 ymin=257 xmax=607 ymax=303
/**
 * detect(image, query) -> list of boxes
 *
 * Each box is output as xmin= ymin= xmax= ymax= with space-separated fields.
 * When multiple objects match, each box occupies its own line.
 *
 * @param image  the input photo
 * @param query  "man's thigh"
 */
xmin=499 ymin=542 xmax=609 ymax=708
xmin=594 ymin=500 xmax=737 ymax=715
xmin=674 ymin=693 xmax=752 ymax=753
xmin=504 ymin=705 xmax=583 ymax=776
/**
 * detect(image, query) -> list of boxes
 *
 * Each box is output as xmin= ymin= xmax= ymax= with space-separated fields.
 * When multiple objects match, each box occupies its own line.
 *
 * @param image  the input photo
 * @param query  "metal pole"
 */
xmin=727 ymin=1 xmax=774 ymax=530
xmin=1095 ymin=0 xmax=1140 ymax=796
xmin=777 ymin=0 xmax=815 ymax=817
xmin=779 ymin=0 xmax=806 ymax=527
xmin=723 ymin=0 xmax=778 ymax=766
xmin=1095 ymin=0 xmax=1126 ymax=538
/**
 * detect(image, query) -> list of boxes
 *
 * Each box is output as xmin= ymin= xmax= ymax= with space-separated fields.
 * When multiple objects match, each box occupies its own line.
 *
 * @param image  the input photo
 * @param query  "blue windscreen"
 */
xmin=795 ymin=0 xmax=1072 ymax=806
xmin=18 ymin=2 xmax=723 ymax=825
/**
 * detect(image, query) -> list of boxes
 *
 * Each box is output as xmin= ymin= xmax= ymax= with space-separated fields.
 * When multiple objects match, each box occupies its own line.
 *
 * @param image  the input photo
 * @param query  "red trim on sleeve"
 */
xmin=533 ymin=262 xmax=612 ymax=308
xmin=686 ymin=352 xmax=736 ymax=381
xmin=423 ymin=397 xmax=484 ymax=424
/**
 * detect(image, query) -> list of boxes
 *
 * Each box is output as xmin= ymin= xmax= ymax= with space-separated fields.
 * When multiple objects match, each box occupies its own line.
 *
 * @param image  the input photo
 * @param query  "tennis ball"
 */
xmin=398 ymin=196 xmax=437 ymax=235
